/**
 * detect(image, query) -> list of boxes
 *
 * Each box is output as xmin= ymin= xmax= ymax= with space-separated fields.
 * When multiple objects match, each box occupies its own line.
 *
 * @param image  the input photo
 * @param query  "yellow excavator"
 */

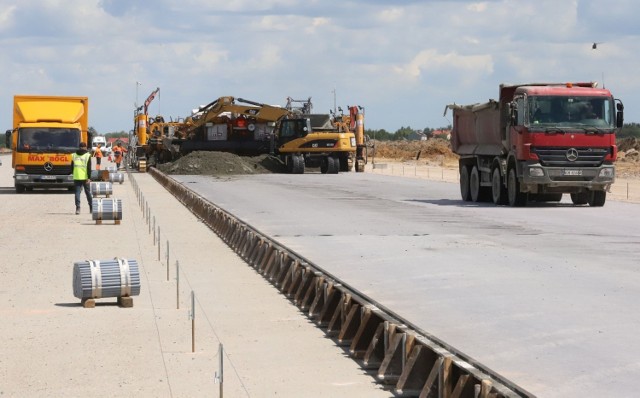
xmin=128 ymin=88 xmax=186 ymax=171
xmin=132 ymin=94 xmax=366 ymax=174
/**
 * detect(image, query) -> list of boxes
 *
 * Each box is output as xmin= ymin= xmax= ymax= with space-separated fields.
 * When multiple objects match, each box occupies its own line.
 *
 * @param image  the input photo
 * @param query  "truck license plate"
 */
xmin=41 ymin=175 xmax=57 ymax=180
xmin=563 ymin=169 xmax=582 ymax=176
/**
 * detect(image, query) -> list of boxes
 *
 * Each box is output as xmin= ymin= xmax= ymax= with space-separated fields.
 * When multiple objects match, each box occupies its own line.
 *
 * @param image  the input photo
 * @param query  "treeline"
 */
xmin=365 ymin=126 xmax=452 ymax=141
xmin=619 ymin=123 xmax=640 ymax=138
xmin=367 ymin=123 xmax=640 ymax=140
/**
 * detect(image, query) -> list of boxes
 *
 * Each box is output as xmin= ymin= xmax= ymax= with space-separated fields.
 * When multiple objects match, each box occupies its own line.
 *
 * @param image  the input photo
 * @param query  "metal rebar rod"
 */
xmin=191 ymin=290 xmax=195 ymax=353
xmin=219 ymin=343 xmax=224 ymax=398
xmin=176 ymin=260 xmax=180 ymax=310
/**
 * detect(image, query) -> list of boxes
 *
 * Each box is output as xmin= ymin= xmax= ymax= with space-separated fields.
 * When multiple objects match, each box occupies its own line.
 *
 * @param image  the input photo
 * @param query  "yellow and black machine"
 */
xmin=131 ymin=93 xmax=367 ymax=174
xmin=130 ymin=88 xmax=189 ymax=171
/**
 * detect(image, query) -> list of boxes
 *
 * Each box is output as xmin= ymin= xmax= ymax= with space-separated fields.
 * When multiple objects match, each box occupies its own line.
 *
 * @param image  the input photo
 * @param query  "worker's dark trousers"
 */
xmin=74 ymin=180 xmax=92 ymax=210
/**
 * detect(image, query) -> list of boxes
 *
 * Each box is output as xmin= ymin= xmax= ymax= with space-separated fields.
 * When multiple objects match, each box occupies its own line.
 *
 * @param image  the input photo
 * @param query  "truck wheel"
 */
xmin=355 ymin=159 xmax=365 ymax=172
xmin=339 ymin=155 xmax=352 ymax=172
xmin=328 ymin=157 xmax=339 ymax=174
xmin=570 ymin=192 xmax=589 ymax=205
xmin=507 ymin=168 xmax=527 ymax=207
xmin=292 ymin=155 xmax=305 ymax=174
xmin=15 ymin=183 xmax=25 ymax=193
xmin=320 ymin=157 xmax=329 ymax=174
xmin=470 ymin=166 xmax=481 ymax=202
xmin=491 ymin=168 xmax=508 ymax=205
xmin=588 ymin=191 xmax=606 ymax=207
xmin=459 ymin=165 xmax=471 ymax=201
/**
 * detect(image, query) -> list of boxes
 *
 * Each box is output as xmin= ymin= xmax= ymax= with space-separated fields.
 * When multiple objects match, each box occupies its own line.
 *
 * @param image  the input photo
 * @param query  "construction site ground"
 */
xmin=2 ymin=137 xmax=640 ymax=397
xmin=0 ymin=154 xmax=390 ymax=398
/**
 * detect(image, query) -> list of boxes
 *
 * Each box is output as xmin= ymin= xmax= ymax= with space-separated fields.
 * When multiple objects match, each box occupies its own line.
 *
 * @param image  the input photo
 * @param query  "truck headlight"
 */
xmin=599 ymin=168 xmax=614 ymax=178
xmin=529 ymin=167 xmax=544 ymax=177
xmin=16 ymin=175 xmax=29 ymax=180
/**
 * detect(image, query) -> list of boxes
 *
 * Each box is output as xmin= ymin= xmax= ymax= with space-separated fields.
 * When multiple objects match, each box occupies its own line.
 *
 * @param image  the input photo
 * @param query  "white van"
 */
xmin=91 ymin=136 xmax=110 ymax=155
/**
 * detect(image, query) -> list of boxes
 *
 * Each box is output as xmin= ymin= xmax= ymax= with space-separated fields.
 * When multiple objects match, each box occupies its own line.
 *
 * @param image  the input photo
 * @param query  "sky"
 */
xmin=1 ymin=0 xmax=639 ymax=134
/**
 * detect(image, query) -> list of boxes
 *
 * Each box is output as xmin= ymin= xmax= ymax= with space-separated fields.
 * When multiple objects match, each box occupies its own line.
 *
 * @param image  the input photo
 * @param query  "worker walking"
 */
xmin=112 ymin=141 xmax=126 ymax=170
xmin=93 ymin=143 xmax=103 ymax=170
xmin=71 ymin=142 xmax=92 ymax=215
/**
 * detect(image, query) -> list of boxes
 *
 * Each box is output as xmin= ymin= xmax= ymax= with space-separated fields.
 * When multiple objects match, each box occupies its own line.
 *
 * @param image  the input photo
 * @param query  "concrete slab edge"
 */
xmin=146 ymin=167 xmax=535 ymax=398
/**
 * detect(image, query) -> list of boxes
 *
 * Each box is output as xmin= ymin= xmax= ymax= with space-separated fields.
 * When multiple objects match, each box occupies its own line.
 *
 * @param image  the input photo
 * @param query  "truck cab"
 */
xmin=8 ymin=95 xmax=89 ymax=193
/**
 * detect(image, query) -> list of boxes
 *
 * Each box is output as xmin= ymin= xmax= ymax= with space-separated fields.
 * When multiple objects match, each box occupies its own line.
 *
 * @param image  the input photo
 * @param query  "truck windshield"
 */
xmin=18 ymin=128 xmax=80 ymax=153
xmin=528 ymin=96 xmax=614 ymax=129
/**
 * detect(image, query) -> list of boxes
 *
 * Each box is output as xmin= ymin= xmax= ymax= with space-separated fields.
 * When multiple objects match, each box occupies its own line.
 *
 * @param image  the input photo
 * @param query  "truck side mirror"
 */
xmin=509 ymin=102 xmax=518 ymax=125
xmin=616 ymin=100 xmax=624 ymax=128
xmin=5 ymin=130 xmax=11 ymax=148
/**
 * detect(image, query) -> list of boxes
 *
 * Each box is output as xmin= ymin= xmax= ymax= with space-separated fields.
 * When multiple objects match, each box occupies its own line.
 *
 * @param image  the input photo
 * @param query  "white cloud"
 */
xmin=377 ymin=7 xmax=404 ymax=23
xmin=0 ymin=0 xmax=639 ymax=133
xmin=394 ymin=49 xmax=494 ymax=82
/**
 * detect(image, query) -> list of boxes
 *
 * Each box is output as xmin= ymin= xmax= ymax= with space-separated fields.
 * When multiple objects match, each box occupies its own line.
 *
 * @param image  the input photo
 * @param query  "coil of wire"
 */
xmin=90 ymin=181 xmax=113 ymax=196
xmin=92 ymin=198 xmax=123 ymax=221
xmin=72 ymin=258 xmax=141 ymax=299
xmin=109 ymin=172 xmax=124 ymax=184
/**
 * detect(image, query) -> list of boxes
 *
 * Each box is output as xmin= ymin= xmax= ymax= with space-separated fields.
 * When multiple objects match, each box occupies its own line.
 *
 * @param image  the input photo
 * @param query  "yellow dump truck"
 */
xmin=5 ymin=95 xmax=89 ymax=193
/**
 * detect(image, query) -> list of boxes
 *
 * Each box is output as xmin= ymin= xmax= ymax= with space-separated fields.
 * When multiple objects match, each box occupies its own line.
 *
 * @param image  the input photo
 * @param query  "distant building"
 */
xmin=431 ymin=129 xmax=451 ymax=140
xmin=107 ymin=137 xmax=129 ymax=146
xmin=408 ymin=131 xmax=428 ymax=141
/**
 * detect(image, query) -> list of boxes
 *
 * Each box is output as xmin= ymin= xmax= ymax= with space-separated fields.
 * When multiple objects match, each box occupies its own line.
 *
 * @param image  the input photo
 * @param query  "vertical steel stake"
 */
xmin=158 ymin=226 xmax=161 ymax=261
xmin=191 ymin=290 xmax=195 ymax=353
xmin=218 ymin=343 xmax=224 ymax=398
xmin=153 ymin=216 xmax=156 ymax=245
xmin=176 ymin=261 xmax=180 ymax=310
xmin=166 ymin=240 xmax=170 ymax=281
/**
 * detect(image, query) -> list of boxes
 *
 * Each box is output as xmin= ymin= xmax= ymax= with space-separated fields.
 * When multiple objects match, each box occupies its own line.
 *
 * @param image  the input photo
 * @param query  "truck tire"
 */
xmin=507 ymin=167 xmax=527 ymax=207
xmin=320 ymin=157 xmax=329 ymax=174
xmin=588 ymin=191 xmax=606 ymax=207
xmin=355 ymin=159 xmax=365 ymax=173
xmin=15 ymin=183 xmax=25 ymax=193
xmin=570 ymin=192 xmax=589 ymax=205
xmin=470 ymin=166 xmax=481 ymax=202
xmin=459 ymin=165 xmax=471 ymax=201
xmin=291 ymin=155 xmax=305 ymax=174
xmin=491 ymin=167 xmax=508 ymax=205
xmin=328 ymin=157 xmax=339 ymax=174
xmin=339 ymin=155 xmax=352 ymax=172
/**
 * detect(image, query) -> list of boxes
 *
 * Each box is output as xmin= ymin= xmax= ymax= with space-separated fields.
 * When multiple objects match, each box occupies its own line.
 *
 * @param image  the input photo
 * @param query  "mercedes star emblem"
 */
xmin=566 ymin=148 xmax=579 ymax=162
xmin=44 ymin=162 xmax=54 ymax=172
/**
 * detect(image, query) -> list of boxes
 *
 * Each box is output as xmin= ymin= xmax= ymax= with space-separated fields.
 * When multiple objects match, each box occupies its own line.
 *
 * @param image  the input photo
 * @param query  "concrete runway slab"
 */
xmin=173 ymin=172 xmax=640 ymax=397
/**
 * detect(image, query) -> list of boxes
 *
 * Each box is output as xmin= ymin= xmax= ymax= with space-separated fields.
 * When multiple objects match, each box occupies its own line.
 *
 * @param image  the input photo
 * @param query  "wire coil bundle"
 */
xmin=109 ymin=172 xmax=124 ymax=184
xmin=90 ymin=181 xmax=113 ymax=197
xmin=92 ymin=198 xmax=123 ymax=221
xmin=72 ymin=258 xmax=141 ymax=299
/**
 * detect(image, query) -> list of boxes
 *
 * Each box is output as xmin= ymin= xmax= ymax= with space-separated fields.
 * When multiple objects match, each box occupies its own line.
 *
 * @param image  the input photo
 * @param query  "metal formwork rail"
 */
xmin=149 ymin=168 xmax=534 ymax=398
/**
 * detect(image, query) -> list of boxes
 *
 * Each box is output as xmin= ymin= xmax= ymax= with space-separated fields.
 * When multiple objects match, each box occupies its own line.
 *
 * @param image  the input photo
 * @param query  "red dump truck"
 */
xmin=445 ymin=82 xmax=623 ymax=206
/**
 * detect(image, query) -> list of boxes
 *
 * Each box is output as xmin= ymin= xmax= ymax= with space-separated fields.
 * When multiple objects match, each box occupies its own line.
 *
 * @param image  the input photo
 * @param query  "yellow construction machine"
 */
xmin=131 ymin=94 xmax=366 ymax=174
xmin=277 ymin=97 xmax=366 ymax=173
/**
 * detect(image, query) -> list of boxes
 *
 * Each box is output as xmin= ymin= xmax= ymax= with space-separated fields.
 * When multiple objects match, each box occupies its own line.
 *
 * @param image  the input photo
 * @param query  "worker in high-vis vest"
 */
xmin=71 ymin=142 xmax=93 ymax=215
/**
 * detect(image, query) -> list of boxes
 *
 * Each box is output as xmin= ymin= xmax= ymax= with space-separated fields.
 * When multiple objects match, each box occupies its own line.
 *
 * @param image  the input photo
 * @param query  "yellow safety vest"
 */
xmin=72 ymin=152 xmax=91 ymax=180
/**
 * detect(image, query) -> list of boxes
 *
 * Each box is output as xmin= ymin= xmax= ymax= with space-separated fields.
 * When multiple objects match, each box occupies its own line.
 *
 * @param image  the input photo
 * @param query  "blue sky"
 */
xmin=1 ymin=0 xmax=638 ymax=134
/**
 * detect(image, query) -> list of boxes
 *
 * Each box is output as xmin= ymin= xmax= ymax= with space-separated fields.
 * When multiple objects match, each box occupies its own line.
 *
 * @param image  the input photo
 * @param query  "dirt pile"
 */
xmin=372 ymin=139 xmax=455 ymax=162
xmin=618 ymin=137 xmax=640 ymax=164
xmin=156 ymin=151 xmax=286 ymax=175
